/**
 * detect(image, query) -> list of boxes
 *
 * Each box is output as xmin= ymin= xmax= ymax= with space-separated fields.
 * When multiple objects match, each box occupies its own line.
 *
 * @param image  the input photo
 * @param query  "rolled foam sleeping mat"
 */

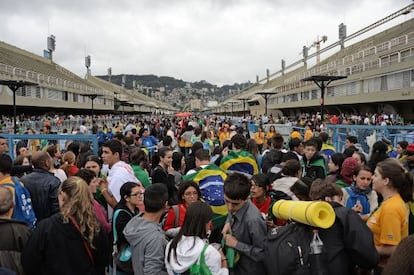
xmin=272 ymin=199 xmax=335 ymax=229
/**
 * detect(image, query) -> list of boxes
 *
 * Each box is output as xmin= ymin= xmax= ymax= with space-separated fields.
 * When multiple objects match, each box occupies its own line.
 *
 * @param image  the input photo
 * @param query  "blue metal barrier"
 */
xmin=2 ymin=134 xmax=99 ymax=159
xmin=327 ymin=124 xmax=414 ymax=154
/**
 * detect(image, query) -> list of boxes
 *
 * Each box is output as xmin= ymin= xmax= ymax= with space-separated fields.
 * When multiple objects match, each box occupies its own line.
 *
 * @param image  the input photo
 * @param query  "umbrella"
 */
xmin=174 ymin=112 xmax=192 ymax=118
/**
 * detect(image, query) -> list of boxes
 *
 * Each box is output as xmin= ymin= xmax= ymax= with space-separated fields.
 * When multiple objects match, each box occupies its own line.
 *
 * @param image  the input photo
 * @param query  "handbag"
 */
xmin=112 ymin=209 xmax=133 ymax=274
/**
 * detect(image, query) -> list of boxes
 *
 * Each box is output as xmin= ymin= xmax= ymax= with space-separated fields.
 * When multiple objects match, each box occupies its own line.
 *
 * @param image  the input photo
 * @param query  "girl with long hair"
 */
xmin=163 ymin=181 xmax=201 ymax=238
xmin=112 ymin=182 xmax=142 ymax=274
xmin=367 ymin=158 xmax=413 ymax=272
xmin=76 ymin=168 xmax=111 ymax=234
xmin=82 ymin=154 xmax=117 ymax=210
xmin=165 ymin=201 xmax=228 ymax=275
xmin=22 ymin=177 xmax=110 ymax=274
xmin=61 ymin=151 xmax=79 ymax=177
xmin=152 ymin=147 xmax=178 ymax=205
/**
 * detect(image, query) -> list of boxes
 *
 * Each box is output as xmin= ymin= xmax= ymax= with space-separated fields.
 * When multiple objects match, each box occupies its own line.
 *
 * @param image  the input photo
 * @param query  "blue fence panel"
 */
xmin=2 ymin=134 xmax=99 ymax=159
xmin=327 ymin=125 xmax=414 ymax=154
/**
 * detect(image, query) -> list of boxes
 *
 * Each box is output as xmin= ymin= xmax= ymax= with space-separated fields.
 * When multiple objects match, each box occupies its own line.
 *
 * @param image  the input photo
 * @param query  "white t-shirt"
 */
xmin=108 ymin=161 xmax=139 ymax=202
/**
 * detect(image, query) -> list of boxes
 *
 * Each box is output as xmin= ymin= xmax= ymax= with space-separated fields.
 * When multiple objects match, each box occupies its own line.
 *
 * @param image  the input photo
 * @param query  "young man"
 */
xmin=222 ymin=173 xmax=266 ymax=275
xmin=262 ymin=133 xmax=286 ymax=173
xmin=0 ymin=186 xmax=31 ymax=274
xmin=101 ymin=140 xmax=139 ymax=202
xmin=302 ymin=139 xmax=327 ymax=181
xmin=21 ymin=151 xmax=60 ymax=222
xmin=0 ymin=136 xmax=8 ymax=155
xmin=124 ymin=183 xmax=168 ymax=275
xmin=220 ymin=134 xmax=258 ymax=176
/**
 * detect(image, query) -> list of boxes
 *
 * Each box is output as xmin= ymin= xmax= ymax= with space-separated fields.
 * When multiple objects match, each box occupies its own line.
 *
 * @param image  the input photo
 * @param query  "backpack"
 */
xmin=112 ymin=209 xmax=133 ymax=274
xmin=3 ymin=177 xmax=37 ymax=228
xmin=189 ymin=243 xmax=212 ymax=275
xmin=264 ymin=222 xmax=314 ymax=275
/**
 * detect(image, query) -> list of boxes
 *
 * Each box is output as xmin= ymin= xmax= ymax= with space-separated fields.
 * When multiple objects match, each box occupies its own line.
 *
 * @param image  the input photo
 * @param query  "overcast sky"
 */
xmin=0 ymin=0 xmax=412 ymax=85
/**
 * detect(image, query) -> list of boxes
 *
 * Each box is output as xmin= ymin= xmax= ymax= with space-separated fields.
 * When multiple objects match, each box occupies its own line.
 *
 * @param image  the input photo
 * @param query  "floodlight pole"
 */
xmin=302 ymin=75 xmax=347 ymax=121
xmin=257 ymin=91 xmax=276 ymax=116
xmin=239 ymin=97 xmax=249 ymax=118
xmin=0 ymin=80 xmax=38 ymax=133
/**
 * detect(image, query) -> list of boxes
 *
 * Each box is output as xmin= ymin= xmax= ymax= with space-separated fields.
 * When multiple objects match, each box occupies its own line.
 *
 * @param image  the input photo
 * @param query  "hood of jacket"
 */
xmin=123 ymin=215 xmax=164 ymax=247
xmin=165 ymin=236 xmax=205 ymax=273
xmin=272 ymin=176 xmax=299 ymax=200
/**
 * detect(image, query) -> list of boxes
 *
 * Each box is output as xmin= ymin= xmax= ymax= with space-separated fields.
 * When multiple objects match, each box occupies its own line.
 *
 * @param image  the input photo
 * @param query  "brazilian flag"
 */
xmin=219 ymin=150 xmax=259 ymax=176
xmin=321 ymin=143 xmax=336 ymax=158
xmin=182 ymin=164 xmax=228 ymax=229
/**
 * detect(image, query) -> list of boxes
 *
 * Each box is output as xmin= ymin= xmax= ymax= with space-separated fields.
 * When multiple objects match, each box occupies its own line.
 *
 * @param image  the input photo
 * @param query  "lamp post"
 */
xmin=0 ymin=80 xmax=38 ymax=133
xmin=81 ymin=93 xmax=101 ymax=120
xmin=302 ymin=75 xmax=347 ymax=121
xmin=238 ymin=97 xmax=250 ymax=119
xmin=256 ymin=90 xmax=276 ymax=117
xmin=227 ymin=100 xmax=238 ymax=119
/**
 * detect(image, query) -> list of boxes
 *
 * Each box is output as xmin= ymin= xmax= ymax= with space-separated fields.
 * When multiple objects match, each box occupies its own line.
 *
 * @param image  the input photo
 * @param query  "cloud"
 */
xmin=0 ymin=0 xmax=411 ymax=85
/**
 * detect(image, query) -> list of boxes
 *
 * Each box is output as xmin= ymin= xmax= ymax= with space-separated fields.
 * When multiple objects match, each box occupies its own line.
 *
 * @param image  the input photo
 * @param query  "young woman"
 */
xmin=163 ymin=181 xmax=201 ymax=238
xmin=60 ymin=151 xmax=79 ymax=177
xmin=341 ymin=165 xmax=378 ymax=221
xmin=253 ymin=126 xmax=265 ymax=154
xmin=396 ymin=140 xmax=408 ymax=163
xmin=152 ymin=147 xmax=178 ymax=205
xmin=200 ymin=131 xmax=214 ymax=153
xmin=165 ymin=201 xmax=228 ymax=275
xmin=129 ymin=148 xmax=151 ymax=188
xmin=367 ymin=159 xmax=413 ymax=271
xmin=265 ymin=125 xmax=276 ymax=149
xmin=326 ymin=152 xmax=346 ymax=184
xmin=82 ymin=154 xmax=117 ymax=210
xmin=247 ymin=139 xmax=262 ymax=172
xmin=22 ymin=177 xmax=110 ymax=274
xmin=112 ymin=182 xmax=143 ymax=275
xmin=250 ymin=174 xmax=271 ymax=218
xmin=368 ymin=140 xmax=389 ymax=173
xmin=352 ymin=151 xmax=367 ymax=166
xmin=75 ymin=169 xmax=111 ymax=234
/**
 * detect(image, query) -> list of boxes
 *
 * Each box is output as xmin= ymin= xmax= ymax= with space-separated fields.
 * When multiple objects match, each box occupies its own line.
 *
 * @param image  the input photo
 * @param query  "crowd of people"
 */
xmin=0 ymin=112 xmax=414 ymax=275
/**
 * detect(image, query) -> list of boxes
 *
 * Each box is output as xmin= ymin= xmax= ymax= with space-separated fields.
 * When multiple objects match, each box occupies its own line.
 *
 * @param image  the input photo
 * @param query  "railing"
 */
xmin=327 ymin=124 xmax=414 ymax=154
xmin=2 ymin=134 xmax=99 ymax=159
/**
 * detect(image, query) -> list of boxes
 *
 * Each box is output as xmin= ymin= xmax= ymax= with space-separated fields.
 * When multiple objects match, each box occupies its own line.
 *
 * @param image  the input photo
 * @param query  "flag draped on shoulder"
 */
xmin=219 ymin=150 xmax=259 ymax=176
xmin=182 ymin=164 xmax=227 ymax=228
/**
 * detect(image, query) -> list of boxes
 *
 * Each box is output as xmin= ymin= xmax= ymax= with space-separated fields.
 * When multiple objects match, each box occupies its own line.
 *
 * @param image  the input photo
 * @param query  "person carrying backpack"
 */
xmin=0 ymin=153 xmax=36 ymax=228
xmin=165 ymin=201 xmax=228 ymax=275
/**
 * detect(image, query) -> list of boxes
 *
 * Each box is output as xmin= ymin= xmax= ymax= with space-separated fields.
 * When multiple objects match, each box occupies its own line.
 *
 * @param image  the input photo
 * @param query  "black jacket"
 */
xmin=0 ymin=218 xmax=31 ymax=275
xmin=319 ymin=202 xmax=379 ymax=275
xmin=152 ymin=165 xmax=178 ymax=205
xmin=22 ymin=213 xmax=110 ymax=275
xmin=262 ymin=149 xmax=284 ymax=173
xmin=303 ymin=152 xmax=326 ymax=180
xmin=21 ymin=169 xmax=60 ymax=222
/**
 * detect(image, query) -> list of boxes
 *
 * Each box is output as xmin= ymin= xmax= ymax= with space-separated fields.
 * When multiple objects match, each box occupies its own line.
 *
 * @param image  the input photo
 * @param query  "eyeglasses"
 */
xmin=130 ymin=192 xmax=144 ymax=197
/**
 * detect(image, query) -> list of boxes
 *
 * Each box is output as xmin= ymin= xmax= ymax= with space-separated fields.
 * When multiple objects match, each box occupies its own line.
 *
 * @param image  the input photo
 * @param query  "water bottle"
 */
xmin=309 ymin=229 xmax=329 ymax=275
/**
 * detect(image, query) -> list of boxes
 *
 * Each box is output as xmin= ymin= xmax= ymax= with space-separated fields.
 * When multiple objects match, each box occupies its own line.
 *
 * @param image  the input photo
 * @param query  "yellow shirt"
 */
xmin=367 ymin=193 xmax=409 ymax=246
xmin=254 ymin=132 xmax=265 ymax=145
xmin=266 ymin=131 xmax=275 ymax=140
xmin=304 ymin=129 xmax=314 ymax=141
xmin=219 ymin=132 xmax=230 ymax=145
xmin=0 ymin=176 xmax=16 ymax=218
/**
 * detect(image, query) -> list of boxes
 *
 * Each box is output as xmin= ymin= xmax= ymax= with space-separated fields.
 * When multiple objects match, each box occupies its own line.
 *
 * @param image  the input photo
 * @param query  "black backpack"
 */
xmin=264 ymin=222 xmax=314 ymax=275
